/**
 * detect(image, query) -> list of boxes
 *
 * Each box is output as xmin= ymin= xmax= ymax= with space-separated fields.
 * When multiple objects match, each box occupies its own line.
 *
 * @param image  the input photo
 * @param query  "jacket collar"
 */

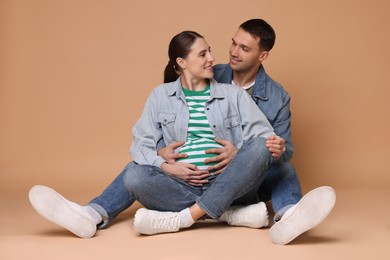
xmin=219 ymin=64 xmax=268 ymax=101
xmin=167 ymin=78 xmax=226 ymax=99
xmin=252 ymin=65 xmax=269 ymax=101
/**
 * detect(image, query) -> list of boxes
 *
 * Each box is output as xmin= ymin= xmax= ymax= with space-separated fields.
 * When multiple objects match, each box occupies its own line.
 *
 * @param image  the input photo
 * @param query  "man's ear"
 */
xmin=258 ymin=51 xmax=269 ymax=63
xmin=176 ymin=57 xmax=186 ymax=70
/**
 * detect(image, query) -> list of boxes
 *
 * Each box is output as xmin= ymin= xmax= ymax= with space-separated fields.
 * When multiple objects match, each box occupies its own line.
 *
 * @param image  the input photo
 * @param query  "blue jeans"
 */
xmin=88 ymin=138 xmax=302 ymax=226
xmin=124 ymin=137 xmax=274 ymax=218
xmin=87 ymin=163 xmax=137 ymax=228
xmin=258 ymin=162 xmax=302 ymax=219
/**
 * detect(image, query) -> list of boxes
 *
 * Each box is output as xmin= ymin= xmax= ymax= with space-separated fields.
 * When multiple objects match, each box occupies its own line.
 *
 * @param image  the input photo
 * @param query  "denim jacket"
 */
xmin=130 ymin=78 xmax=275 ymax=168
xmin=213 ymin=64 xmax=293 ymax=162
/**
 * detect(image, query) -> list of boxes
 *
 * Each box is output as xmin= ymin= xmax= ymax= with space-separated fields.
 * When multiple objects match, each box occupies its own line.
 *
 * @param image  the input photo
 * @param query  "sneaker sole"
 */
xmin=29 ymin=185 xmax=96 ymax=238
xmin=269 ymin=186 xmax=336 ymax=245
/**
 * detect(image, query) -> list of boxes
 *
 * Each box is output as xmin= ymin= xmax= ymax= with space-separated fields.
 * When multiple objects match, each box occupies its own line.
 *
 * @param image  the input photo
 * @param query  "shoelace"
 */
xmin=229 ymin=212 xmax=251 ymax=224
xmin=153 ymin=214 xmax=179 ymax=230
xmin=227 ymin=206 xmax=268 ymax=225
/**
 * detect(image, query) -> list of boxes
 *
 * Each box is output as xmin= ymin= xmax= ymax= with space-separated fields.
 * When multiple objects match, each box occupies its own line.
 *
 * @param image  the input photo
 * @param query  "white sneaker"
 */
xmin=133 ymin=208 xmax=180 ymax=235
xmin=219 ymin=201 xmax=269 ymax=228
xmin=269 ymin=186 xmax=336 ymax=245
xmin=28 ymin=185 xmax=97 ymax=238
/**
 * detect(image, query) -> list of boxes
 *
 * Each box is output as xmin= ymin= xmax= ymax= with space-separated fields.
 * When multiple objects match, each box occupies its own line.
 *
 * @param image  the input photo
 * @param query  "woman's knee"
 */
xmin=240 ymin=136 xmax=268 ymax=157
xmin=123 ymin=163 xmax=152 ymax=191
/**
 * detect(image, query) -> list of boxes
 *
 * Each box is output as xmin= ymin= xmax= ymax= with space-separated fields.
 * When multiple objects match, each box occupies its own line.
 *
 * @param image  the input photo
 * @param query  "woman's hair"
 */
xmin=164 ymin=31 xmax=204 ymax=83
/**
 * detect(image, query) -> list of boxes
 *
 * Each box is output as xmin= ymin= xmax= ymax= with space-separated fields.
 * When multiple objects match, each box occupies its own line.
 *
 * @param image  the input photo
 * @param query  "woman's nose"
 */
xmin=208 ymin=52 xmax=215 ymax=62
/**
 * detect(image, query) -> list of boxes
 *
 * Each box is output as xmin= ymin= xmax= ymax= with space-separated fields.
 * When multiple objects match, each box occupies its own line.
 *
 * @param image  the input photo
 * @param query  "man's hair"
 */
xmin=239 ymin=19 xmax=276 ymax=51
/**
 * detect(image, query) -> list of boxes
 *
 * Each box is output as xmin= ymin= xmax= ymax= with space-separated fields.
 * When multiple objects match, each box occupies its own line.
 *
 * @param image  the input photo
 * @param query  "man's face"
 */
xmin=229 ymin=28 xmax=263 ymax=73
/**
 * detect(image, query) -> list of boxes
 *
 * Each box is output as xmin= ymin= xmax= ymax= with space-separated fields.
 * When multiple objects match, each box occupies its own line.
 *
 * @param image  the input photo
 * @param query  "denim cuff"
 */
xmin=195 ymin=198 xmax=219 ymax=219
xmin=87 ymin=203 xmax=110 ymax=229
xmin=274 ymin=204 xmax=295 ymax=222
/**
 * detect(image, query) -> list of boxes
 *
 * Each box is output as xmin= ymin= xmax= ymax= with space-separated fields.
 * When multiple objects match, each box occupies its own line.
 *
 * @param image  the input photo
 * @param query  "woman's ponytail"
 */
xmin=163 ymin=60 xmax=179 ymax=83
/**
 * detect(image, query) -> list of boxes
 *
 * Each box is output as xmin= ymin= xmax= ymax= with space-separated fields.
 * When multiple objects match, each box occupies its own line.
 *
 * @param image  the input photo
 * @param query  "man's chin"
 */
xmin=229 ymin=62 xmax=240 ymax=69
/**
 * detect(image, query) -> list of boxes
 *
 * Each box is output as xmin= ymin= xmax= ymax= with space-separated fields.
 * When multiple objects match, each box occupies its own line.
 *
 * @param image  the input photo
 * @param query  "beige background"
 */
xmin=1 ymin=0 xmax=390 ymax=259
xmin=1 ymin=0 xmax=390 ymax=193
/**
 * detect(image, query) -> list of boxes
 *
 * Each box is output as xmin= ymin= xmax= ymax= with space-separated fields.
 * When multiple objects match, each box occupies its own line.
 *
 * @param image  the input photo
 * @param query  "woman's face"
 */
xmin=178 ymin=38 xmax=215 ymax=80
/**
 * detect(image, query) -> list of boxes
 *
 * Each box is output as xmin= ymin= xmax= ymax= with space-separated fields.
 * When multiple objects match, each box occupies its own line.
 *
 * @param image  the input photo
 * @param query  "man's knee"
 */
xmin=272 ymin=162 xmax=297 ymax=177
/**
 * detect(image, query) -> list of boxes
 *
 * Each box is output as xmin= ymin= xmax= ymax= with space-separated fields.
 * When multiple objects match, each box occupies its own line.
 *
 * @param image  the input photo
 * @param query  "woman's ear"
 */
xmin=176 ymin=57 xmax=186 ymax=70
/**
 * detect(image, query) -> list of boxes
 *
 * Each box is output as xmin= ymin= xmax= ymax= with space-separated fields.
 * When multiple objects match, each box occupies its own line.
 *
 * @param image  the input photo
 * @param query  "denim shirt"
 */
xmin=213 ymin=64 xmax=293 ymax=162
xmin=130 ymin=78 xmax=275 ymax=168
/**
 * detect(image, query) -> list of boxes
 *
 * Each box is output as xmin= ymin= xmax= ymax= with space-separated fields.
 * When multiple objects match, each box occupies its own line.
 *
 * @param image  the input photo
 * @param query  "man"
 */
xmin=212 ymin=19 xmax=335 ymax=245
xmin=29 ymin=19 xmax=335 ymax=245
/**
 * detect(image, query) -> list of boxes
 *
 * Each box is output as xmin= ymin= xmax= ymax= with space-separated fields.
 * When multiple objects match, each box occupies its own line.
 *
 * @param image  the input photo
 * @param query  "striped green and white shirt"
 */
xmin=177 ymin=86 xmax=222 ymax=170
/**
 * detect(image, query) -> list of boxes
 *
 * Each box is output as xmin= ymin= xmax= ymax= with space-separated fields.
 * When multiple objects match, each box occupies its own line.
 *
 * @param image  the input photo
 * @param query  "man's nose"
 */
xmin=231 ymin=46 xmax=239 ymax=56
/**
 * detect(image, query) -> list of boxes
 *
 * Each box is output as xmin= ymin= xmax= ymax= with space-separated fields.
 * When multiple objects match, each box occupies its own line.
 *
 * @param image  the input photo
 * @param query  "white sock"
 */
xmin=83 ymin=206 xmax=103 ymax=225
xmin=178 ymin=208 xmax=195 ymax=228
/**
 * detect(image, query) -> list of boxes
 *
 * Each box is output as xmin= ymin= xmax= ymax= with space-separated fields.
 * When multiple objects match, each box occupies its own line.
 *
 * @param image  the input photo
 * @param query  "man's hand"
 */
xmin=266 ymin=136 xmax=285 ymax=158
xmin=204 ymin=138 xmax=238 ymax=175
xmin=161 ymin=162 xmax=210 ymax=186
xmin=157 ymin=141 xmax=187 ymax=164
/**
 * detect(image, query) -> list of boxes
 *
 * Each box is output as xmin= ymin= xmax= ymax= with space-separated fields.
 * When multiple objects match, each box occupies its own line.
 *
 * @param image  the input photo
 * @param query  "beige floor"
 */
xmin=1 ymin=188 xmax=389 ymax=260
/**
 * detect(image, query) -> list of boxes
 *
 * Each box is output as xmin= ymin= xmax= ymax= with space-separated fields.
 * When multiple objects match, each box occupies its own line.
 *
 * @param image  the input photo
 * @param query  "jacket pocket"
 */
xmin=158 ymin=113 xmax=176 ymax=125
xmin=157 ymin=113 xmax=176 ymax=143
xmin=223 ymin=115 xmax=242 ymax=147
xmin=223 ymin=115 xmax=240 ymax=129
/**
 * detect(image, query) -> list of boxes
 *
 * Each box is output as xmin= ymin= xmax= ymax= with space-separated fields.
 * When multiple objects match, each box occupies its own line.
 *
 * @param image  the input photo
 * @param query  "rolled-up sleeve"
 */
xmin=238 ymin=90 xmax=275 ymax=141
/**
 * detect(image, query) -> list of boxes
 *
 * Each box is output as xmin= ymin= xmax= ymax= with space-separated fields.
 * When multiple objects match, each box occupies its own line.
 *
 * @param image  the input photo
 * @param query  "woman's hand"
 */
xmin=204 ymin=138 xmax=238 ymax=175
xmin=157 ymin=141 xmax=187 ymax=164
xmin=266 ymin=135 xmax=285 ymax=158
xmin=161 ymin=162 xmax=210 ymax=186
